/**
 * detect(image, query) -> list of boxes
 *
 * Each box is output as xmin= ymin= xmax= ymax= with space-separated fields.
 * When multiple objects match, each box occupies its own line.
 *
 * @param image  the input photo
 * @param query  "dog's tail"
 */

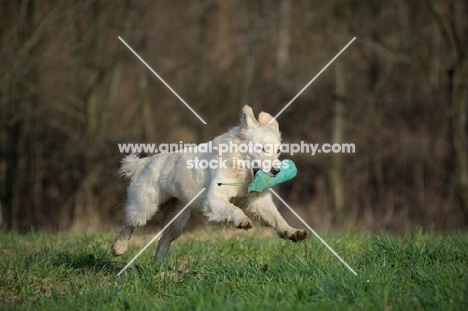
xmin=119 ymin=154 xmax=150 ymax=181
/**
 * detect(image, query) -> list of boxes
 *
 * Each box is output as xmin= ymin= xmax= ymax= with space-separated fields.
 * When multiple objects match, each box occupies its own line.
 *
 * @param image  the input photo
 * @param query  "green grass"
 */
xmin=0 ymin=228 xmax=467 ymax=310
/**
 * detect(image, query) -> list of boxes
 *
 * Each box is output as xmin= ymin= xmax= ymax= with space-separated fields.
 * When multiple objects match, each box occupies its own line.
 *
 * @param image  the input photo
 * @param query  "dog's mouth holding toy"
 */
xmin=252 ymin=166 xmax=278 ymax=177
xmin=253 ymin=167 xmax=261 ymax=176
xmin=218 ymin=159 xmax=298 ymax=193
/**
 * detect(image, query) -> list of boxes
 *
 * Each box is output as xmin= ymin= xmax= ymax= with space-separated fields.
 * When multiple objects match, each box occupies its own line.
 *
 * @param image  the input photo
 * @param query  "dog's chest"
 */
xmin=230 ymin=191 xmax=260 ymax=208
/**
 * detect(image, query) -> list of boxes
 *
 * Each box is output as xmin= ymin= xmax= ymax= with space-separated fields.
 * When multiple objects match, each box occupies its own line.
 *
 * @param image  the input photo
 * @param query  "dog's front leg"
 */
xmin=203 ymin=193 xmax=253 ymax=230
xmin=248 ymin=193 xmax=307 ymax=242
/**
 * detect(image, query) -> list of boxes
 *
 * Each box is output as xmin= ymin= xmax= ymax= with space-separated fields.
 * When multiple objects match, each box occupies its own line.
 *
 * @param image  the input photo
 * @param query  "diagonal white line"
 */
xmin=117 ymin=188 xmax=206 ymax=277
xmin=269 ymin=37 xmax=356 ymax=124
xmin=118 ymin=36 xmax=207 ymax=124
xmin=269 ymin=188 xmax=358 ymax=276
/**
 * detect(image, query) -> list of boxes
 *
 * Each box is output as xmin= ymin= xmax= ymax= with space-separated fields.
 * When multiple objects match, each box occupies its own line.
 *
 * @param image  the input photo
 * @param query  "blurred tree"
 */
xmin=328 ymin=2 xmax=348 ymax=223
xmin=276 ymin=0 xmax=291 ymax=80
xmin=240 ymin=0 xmax=261 ymax=108
xmin=0 ymin=0 xmax=467 ymax=233
xmin=0 ymin=0 xmax=58 ymax=231
xmin=424 ymin=0 xmax=468 ymax=220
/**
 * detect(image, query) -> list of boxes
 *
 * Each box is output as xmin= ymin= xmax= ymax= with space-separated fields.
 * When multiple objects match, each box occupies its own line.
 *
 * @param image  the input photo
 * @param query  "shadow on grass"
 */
xmin=52 ymin=250 xmax=155 ymax=277
xmin=53 ymin=251 xmax=123 ymax=275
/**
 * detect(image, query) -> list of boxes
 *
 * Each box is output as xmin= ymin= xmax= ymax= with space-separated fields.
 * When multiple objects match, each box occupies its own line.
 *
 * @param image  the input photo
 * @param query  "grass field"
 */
xmin=0 ymin=227 xmax=467 ymax=310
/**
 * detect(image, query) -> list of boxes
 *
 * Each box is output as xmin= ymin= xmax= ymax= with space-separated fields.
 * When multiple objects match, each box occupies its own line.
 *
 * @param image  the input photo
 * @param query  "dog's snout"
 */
xmin=271 ymin=167 xmax=280 ymax=176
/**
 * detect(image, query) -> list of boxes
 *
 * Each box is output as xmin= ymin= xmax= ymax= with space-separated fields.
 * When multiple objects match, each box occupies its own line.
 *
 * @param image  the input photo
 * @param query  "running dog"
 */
xmin=111 ymin=105 xmax=307 ymax=262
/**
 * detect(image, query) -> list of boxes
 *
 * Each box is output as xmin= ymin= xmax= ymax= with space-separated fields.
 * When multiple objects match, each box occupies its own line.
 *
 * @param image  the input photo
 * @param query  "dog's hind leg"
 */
xmin=154 ymin=201 xmax=191 ymax=263
xmin=111 ymin=225 xmax=134 ymax=256
xmin=111 ymin=189 xmax=160 ymax=257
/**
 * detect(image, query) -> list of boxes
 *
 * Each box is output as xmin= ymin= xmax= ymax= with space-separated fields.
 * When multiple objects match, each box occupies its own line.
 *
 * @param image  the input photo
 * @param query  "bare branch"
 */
xmin=422 ymin=0 xmax=460 ymax=60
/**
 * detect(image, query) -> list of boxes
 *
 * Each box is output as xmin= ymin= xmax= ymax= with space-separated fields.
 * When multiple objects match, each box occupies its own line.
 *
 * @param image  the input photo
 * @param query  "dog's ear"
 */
xmin=241 ymin=105 xmax=259 ymax=128
xmin=258 ymin=112 xmax=279 ymax=132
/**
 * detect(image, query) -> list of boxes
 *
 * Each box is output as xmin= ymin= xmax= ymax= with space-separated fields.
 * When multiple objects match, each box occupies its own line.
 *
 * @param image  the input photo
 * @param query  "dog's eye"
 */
xmin=277 ymin=149 xmax=280 ymax=154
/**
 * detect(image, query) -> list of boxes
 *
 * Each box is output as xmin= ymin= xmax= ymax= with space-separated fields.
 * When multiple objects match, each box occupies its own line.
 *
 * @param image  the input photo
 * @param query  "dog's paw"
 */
xmin=290 ymin=229 xmax=307 ymax=242
xmin=279 ymin=229 xmax=307 ymax=242
xmin=236 ymin=218 xmax=253 ymax=230
xmin=111 ymin=240 xmax=128 ymax=256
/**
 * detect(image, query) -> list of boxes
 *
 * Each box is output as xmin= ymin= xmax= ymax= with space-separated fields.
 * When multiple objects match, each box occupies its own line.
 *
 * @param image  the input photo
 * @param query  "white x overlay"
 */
xmin=269 ymin=189 xmax=357 ymax=275
xmin=117 ymin=36 xmax=357 ymax=276
xmin=117 ymin=188 xmax=206 ymax=276
xmin=269 ymin=37 xmax=356 ymax=124
xmin=118 ymin=36 xmax=207 ymax=124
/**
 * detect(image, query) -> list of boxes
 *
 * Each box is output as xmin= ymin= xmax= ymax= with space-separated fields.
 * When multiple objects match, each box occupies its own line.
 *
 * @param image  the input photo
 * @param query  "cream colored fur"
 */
xmin=111 ymin=105 xmax=307 ymax=262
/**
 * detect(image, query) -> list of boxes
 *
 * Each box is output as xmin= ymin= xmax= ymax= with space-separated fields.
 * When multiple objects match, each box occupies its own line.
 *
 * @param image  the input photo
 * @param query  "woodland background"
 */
xmin=1 ymin=0 xmax=468 ymax=233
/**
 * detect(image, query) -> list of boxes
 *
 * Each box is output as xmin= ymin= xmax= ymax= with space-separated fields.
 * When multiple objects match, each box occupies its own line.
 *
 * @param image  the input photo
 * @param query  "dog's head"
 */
xmin=239 ymin=105 xmax=282 ymax=177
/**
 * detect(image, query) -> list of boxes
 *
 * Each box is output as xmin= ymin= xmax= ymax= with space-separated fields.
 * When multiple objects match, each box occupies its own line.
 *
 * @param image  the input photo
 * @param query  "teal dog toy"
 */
xmin=216 ymin=159 xmax=297 ymax=193
xmin=248 ymin=159 xmax=297 ymax=192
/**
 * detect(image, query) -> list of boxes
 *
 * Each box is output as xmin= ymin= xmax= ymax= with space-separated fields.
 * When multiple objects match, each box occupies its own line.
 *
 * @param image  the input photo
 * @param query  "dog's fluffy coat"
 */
xmin=112 ymin=105 xmax=307 ymax=262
